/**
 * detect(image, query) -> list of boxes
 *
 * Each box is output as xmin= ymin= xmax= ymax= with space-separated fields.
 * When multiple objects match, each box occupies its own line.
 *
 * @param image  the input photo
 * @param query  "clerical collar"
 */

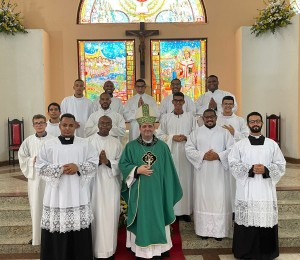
xmin=248 ymin=135 xmax=265 ymax=145
xmin=58 ymin=135 xmax=75 ymax=145
xmin=35 ymin=132 xmax=47 ymax=138
xmin=137 ymin=135 xmax=158 ymax=146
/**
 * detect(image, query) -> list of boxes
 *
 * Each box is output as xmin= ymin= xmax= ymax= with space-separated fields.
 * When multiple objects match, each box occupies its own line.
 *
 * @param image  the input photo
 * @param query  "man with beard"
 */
xmin=88 ymin=116 xmax=123 ymax=259
xmin=159 ymin=78 xmax=196 ymax=119
xmin=185 ymin=109 xmax=234 ymax=240
xmin=92 ymin=80 xmax=124 ymax=116
xmin=228 ymin=112 xmax=286 ymax=260
xmin=84 ymin=92 xmax=126 ymax=139
xmin=195 ymin=75 xmax=237 ymax=116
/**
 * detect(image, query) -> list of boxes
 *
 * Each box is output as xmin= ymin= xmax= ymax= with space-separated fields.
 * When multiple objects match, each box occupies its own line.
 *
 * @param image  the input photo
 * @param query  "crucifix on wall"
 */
xmin=126 ymin=22 xmax=159 ymax=78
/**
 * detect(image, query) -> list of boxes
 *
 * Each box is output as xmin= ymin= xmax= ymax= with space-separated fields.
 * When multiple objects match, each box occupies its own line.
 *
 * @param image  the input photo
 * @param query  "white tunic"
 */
xmin=61 ymin=95 xmax=93 ymax=137
xmin=123 ymin=93 xmax=159 ymax=141
xmin=228 ymin=137 xmax=286 ymax=228
xmin=84 ymin=107 xmax=126 ymax=138
xmin=195 ymin=89 xmax=237 ymax=116
xmin=185 ymin=125 xmax=234 ymax=238
xmin=156 ymin=112 xmax=196 ymax=216
xmin=35 ymin=137 xmax=98 ymax=233
xmin=18 ymin=133 xmax=54 ymax=245
xmin=92 ymin=96 xmax=124 ymax=116
xmin=159 ymin=94 xmax=196 ymax=120
xmin=45 ymin=120 xmax=60 ymax=137
xmin=88 ymin=134 xmax=123 ymax=258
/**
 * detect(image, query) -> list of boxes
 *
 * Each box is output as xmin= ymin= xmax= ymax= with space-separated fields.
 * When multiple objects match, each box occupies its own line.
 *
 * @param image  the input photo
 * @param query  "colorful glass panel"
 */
xmin=78 ymin=0 xmax=206 ymax=23
xmin=78 ymin=40 xmax=135 ymax=102
xmin=151 ymin=39 xmax=207 ymax=103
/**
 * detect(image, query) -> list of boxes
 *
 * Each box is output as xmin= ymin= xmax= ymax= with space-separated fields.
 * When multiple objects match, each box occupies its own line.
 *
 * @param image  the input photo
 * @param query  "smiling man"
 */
xmin=119 ymin=104 xmax=182 ymax=259
xmin=228 ymin=112 xmax=286 ymax=260
xmin=185 ymin=109 xmax=234 ymax=240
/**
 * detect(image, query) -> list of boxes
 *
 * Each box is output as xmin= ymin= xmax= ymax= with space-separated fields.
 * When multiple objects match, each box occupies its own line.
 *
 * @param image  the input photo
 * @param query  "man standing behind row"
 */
xmin=229 ymin=112 xmax=286 ymax=260
xmin=92 ymin=80 xmax=124 ymax=115
xmin=157 ymin=92 xmax=196 ymax=222
xmin=124 ymin=79 xmax=159 ymax=141
xmin=18 ymin=115 xmax=54 ymax=246
xmin=61 ymin=79 xmax=93 ymax=137
xmin=46 ymin=102 xmax=61 ymax=137
xmin=185 ymin=109 xmax=234 ymax=240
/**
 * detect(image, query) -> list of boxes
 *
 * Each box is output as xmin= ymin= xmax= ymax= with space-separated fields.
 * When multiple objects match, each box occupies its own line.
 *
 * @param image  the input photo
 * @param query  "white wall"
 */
xmin=238 ymin=16 xmax=299 ymax=158
xmin=0 ymin=29 xmax=49 ymax=162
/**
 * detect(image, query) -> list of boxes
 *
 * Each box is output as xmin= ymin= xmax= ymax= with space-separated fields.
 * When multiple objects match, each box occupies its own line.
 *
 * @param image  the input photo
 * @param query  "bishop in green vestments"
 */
xmin=119 ymin=104 xmax=182 ymax=259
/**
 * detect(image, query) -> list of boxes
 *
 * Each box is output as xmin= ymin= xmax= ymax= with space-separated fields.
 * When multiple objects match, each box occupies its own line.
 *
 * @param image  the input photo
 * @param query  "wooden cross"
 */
xmin=126 ymin=22 xmax=159 ymax=78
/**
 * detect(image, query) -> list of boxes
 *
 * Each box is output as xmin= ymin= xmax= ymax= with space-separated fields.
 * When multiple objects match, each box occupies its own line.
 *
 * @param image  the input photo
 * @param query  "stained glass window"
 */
xmin=78 ymin=40 xmax=135 ymax=103
xmin=291 ymin=0 xmax=300 ymax=14
xmin=78 ymin=0 xmax=206 ymax=23
xmin=151 ymin=39 xmax=207 ymax=103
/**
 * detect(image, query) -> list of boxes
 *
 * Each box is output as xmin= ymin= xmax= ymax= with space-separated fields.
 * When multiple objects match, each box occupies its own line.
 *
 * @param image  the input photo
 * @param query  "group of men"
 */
xmin=18 ymin=75 xmax=286 ymax=260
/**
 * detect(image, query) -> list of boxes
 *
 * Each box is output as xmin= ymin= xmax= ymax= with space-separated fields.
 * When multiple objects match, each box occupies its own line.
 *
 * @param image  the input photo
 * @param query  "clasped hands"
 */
xmin=173 ymin=134 xmax=187 ymax=142
xmin=62 ymin=163 xmax=78 ymax=175
xmin=252 ymin=164 xmax=265 ymax=174
xmin=137 ymin=165 xmax=153 ymax=177
xmin=203 ymin=149 xmax=219 ymax=161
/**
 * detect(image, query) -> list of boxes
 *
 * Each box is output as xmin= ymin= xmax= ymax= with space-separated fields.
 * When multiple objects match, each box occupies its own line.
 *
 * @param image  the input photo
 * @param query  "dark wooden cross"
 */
xmin=126 ymin=22 xmax=159 ymax=78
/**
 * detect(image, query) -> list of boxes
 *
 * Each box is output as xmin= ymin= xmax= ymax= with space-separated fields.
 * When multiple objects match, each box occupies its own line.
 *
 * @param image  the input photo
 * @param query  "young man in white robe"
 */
xmin=92 ymin=80 xmax=124 ymax=116
xmin=45 ymin=102 xmax=61 ymax=137
xmin=156 ymin=92 xmax=196 ymax=222
xmin=84 ymin=92 xmax=126 ymax=139
xmin=195 ymin=75 xmax=237 ymax=116
xmin=228 ymin=111 xmax=286 ymax=260
xmin=159 ymin=78 xmax=196 ymax=120
xmin=185 ymin=109 xmax=234 ymax=240
xmin=18 ymin=114 xmax=54 ymax=245
xmin=123 ymin=79 xmax=159 ymax=141
xmin=35 ymin=113 xmax=98 ymax=260
xmin=88 ymin=115 xmax=123 ymax=259
xmin=61 ymin=79 xmax=93 ymax=137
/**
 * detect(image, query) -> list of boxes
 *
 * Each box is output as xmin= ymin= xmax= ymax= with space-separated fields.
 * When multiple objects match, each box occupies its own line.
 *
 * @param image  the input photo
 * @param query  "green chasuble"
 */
xmin=119 ymin=136 xmax=183 ymax=247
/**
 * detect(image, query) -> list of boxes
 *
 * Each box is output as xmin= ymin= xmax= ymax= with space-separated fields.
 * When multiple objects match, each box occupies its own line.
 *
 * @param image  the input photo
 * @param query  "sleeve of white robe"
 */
xmin=185 ymin=129 xmax=205 ymax=171
xmin=84 ymin=113 xmax=98 ymax=137
xmin=195 ymin=95 xmax=209 ymax=116
xmin=123 ymin=99 xmax=136 ymax=123
xmin=217 ymin=130 xmax=234 ymax=171
xmin=106 ymin=141 xmax=123 ymax=178
xmin=185 ymin=96 xmax=196 ymax=115
xmin=156 ymin=114 xmax=174 ymax=149
xmin=109 ymin=114 xmax=126 ymax=138
xmin=233 ymin=117 xmax=249 ymax=142
xmin=18 ymin=138 xmax=35 ymax=179
xmin=60 ymin=98 xmax=67 ymax=114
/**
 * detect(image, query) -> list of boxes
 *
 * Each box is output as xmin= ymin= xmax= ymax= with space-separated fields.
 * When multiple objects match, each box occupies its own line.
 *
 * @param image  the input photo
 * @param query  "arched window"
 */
xmin=78 ymin=0 xmax=207 ymax=24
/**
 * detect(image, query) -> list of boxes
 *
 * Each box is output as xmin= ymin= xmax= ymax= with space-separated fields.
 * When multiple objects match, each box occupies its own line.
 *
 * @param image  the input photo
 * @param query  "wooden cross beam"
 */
xmin=126 ymin=22 xmax=159 ymax=78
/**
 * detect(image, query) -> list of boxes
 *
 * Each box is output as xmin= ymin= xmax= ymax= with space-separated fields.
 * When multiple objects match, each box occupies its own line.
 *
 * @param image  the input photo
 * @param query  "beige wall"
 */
xmin=11 ymin=0 xmax=264 ymax=106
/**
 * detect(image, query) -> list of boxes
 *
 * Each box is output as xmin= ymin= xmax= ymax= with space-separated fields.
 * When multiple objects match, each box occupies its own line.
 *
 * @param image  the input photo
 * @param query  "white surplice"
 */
xmin=185 ymin=125 xmax=234 ymax=238
xmin=35 ymin=137 xmax=98 ymax=233
xmin=123 ymin=93 xmax=159 ymax=141
xmin=159 ymin=94 xmax=196 ymax=120
xmin=92 ymin=96 xmax=124 ymax=115
xmin=228 ymin=137 xmax=286 ymax=228
xmin=88 ymin=134 xmax=123 ymax=258
xmin=156 ymin=111 xmax=196 ymax=216
xmin=195 ymin=89 xmax=237 ymax=116
xmin=45 ymin=120 xmax=60 ymax=137
xmin=61 ymin=95 xmax=93 ymax=137
xmin=18 ymin=133 xmax=55 ymax=245
xmin=84 ymin=107 xmax=126 ymax=138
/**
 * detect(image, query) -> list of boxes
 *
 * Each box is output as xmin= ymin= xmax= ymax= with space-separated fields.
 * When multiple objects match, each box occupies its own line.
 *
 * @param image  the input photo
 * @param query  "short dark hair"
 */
xmin=48 ymin=102 xmax=61 ymax=112
xmin=203 ymin=109 xmax=217 ymax=117
xmin=74 ymin=79 xmax=84 ymax=84
xmin=207 ymin=75 xmax=218 ymax=81
xmin=135 ymin=79 xmax=146 ymax=85
xmin=32 ymin=114 xmax=46 ymax=124
xmin=171 ymin=78 xmax=181 ymax=84
xmin=60 ymin=113 xmax=76 ymax=122
xmin=100 ymin=92 xmax=111 ymax=98
xmin=247 ymin=112 xmax=263 ymax=122
xmin=173 ymin=92 xmax=184 ymax=99
xmin=222 ymin=96 xmax=234 ymax=104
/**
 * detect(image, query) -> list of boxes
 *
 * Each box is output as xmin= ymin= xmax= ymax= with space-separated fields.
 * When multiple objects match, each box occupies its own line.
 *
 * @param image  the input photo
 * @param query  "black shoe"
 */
xmin=215 ymin=237 xmax=223 ymax=241
xmin=176 ymin=216 xmax=182 ymax=221
xmin=200 ymin=236 xmax=209 ymax=240
xmin=161 ymin=250 xmax=170 ymax=258
xmin=182 ymin=215 xmax=191 ymax=222
xmin=28 ymin=239 xmax=32 ymax=245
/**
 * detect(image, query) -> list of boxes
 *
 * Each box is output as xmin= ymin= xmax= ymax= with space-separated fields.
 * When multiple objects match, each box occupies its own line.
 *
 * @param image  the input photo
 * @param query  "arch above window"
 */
xmin=78 ymin=0 xmax=207 ymax=24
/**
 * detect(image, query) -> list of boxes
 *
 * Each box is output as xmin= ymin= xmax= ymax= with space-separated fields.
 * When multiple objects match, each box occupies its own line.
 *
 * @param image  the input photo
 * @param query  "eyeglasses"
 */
xmin=33 ymin=122 xmax=46 ymax=126
xmin=173 ymin=99 xmax=184 ymax=103
xmin=203 ymin=115 xmax=216 ymax=119
xmin=248 ymin=120 xmax=262 ymax=124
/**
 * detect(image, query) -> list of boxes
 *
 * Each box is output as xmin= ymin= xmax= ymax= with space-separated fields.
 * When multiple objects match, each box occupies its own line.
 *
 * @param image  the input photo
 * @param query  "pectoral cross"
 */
xmin=126 ymin=22 xmax=159 ymax=78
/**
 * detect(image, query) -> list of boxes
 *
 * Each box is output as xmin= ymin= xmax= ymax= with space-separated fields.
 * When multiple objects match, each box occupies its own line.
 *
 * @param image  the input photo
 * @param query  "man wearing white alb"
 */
xmin=123 ymin=79 xmax=159 ymax=141
xmin=195 ymin=75 xmax=237 ymax=116
xmin=45 ymin=102 xmax=61 ymax=137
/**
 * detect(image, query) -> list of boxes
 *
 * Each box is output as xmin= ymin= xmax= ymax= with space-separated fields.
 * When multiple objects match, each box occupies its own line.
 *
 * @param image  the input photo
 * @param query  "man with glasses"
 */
xmin=124 ymin=79 xmax=159 ymax=141
xmin=157 ymin=92 xmax=197 ymax=222
xmin=159 ymin=78 xmax=196 ymax=119
xmin=185 ymin=109 xmax=234 ymax=240
xmin=228 ymin=112 xmax=286 ymax=260
xmin=46 ymin=102 xmax=61 ymax=137
xmin=18 ymin=114 xmax=55 ymax=245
